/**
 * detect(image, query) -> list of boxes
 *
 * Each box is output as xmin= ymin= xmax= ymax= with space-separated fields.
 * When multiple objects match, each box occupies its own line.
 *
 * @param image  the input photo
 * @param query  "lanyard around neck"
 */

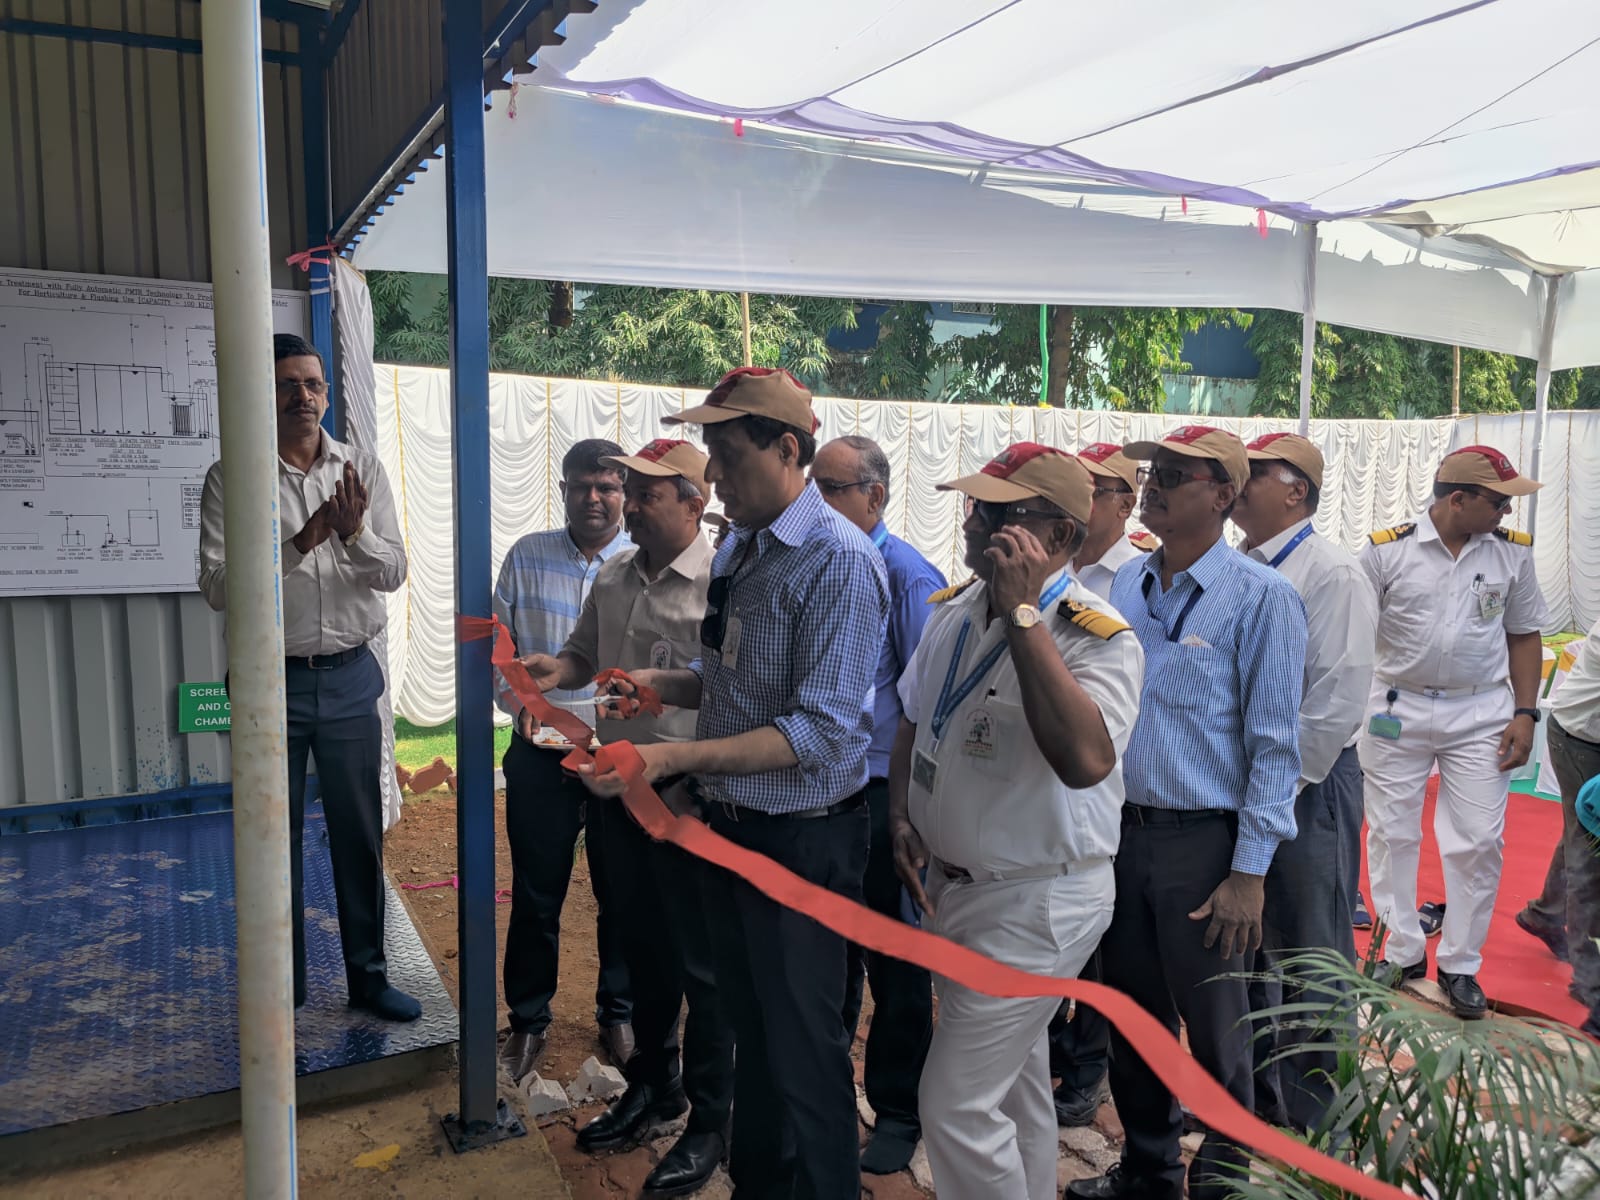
xmin=1267 ymin=523 xmax=1315 ymax=569
xmin=1141 ymin=572 xmax=1204 ymax=644
xmin=930 ymin=573 xmax=1070 ymax=740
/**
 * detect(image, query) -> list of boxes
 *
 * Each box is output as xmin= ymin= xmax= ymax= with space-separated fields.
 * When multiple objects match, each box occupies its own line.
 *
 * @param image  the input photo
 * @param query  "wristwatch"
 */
xmin=341 ymin=524 xmax=364 ymax=548
xmin=1007 ymin=603 xmax=1041 ymax=629
xmin=1514 ymin=706 xmax=1541 ymax=723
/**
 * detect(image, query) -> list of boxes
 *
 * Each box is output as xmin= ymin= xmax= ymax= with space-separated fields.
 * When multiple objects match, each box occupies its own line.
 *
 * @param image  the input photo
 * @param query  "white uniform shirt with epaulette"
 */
xmin=1361 ymin=511 xmax=1550 ymax=691
xmin=896 ymin=567 xmax=1144 ymax=873
xmin=1072 ymin=533 xmax=1149 ymax=603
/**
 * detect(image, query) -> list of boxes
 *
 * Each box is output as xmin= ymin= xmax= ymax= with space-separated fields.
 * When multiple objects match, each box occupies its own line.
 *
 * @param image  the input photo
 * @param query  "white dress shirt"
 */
xmin=1072 ymin=533 xmax=1146 ymax=603
xmin=1245 ymin=517 xmax=1379 ymax=787
xmin=1552 ymin=619 xmax=1600 ymax=743
xmin=897 ymin=569 xmax=1145 ymax=873
xmin=1361 ymin=510 xmax=1551 ymax=691
xmin=198 ymin=431 xmax=407 ymax=657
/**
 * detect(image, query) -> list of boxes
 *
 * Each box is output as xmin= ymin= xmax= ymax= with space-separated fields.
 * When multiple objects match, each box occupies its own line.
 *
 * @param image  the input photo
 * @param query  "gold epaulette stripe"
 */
xmin=1060 ymin=599 xmax=1131 ymax=640
xmin=1368 ymin=523 xmax=1417 ymax=545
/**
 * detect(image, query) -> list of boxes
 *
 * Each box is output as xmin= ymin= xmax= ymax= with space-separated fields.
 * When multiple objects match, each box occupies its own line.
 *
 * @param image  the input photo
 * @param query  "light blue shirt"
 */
xmin=690 ymin=484 xmax=889 ymax=814
xmin=1110 ymin=535 xmax=1308 ymax=875
xmin=493 ymin=525 xmax=631 ymax=711
xmin=868 ymin=522 xmax=947 ymax=779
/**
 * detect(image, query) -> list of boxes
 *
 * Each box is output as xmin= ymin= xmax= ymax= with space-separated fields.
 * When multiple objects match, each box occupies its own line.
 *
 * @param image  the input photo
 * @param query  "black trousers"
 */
xmin=285 ymin=647 xmax=389 ymax=1005
xmin=1047 ymin=946 xmax=1109 ymax=1091
xmin=705 ymin=795 xmax=869 ymax=1200
xmin=1099 ymin=809 xmax=1253 ymax=1200
xmin=841 ymin=778 xmax=933 ymax=1141
xmin=502 ymin=735 xmax=631 ymax=1034
xmin=602 ymin=798 xmax=734 ymax=1133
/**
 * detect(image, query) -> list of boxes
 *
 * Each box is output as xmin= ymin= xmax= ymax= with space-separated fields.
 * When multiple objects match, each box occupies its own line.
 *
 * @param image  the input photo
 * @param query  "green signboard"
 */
xmin=178 ymin=682 xmax=231 ymax=733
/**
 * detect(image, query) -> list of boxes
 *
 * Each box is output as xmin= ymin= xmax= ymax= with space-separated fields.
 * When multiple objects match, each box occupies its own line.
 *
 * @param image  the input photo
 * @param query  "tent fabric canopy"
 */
xmin=351 ymin=84 xmax=1600 ymax=368
xmin=531 ymin=0 xmax=1600 ymax=242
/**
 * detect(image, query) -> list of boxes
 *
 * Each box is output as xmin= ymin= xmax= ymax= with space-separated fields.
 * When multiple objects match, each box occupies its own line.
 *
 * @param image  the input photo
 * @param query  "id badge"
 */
xmin=912 ymin=748 xmax=938 ymax=793
xmin=649 ymin=638 xmax=673 ymax=671
xmin=1478 ymin=586 xmax=1506 ymax=620
xmin=962 ymin=707 xmax=996 ymax=758
xmin=722 ymin=616 xmax=743 ymax=670
xmin=1368 ymin=713 xmax=1403 ymax=740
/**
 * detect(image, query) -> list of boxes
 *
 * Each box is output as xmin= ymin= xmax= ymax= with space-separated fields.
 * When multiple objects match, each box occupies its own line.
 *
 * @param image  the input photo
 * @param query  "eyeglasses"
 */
xmin=701 ymin=537 xmax=757 ymax=651
xmin=964 ymin=497 xmax=1063 ymax=528
xmin=811 ymin=477 xmax=874 ymax=496
xmin=1092 ymin=485 xmax=1133 ymax=498
xmin=1460 ymin=485 xmax=1513 ymax=513
xmin=275 ymin=378 xmax=328 ymax=397
xmin=1136 ymin=465 xmax=1221 ymax=490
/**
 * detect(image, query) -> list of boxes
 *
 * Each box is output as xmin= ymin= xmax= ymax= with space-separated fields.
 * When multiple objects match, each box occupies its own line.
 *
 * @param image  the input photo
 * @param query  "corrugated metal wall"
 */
xmin=0 ymin=1 xmax=309 ymax=806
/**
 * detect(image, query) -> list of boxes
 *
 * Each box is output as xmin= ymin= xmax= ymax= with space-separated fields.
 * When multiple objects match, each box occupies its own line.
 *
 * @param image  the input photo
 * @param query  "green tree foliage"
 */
xmin=904 ymin=304 xmax=1248 ymax=409
xmin=368 ymin=272 xmax=855 ymax=389
xmin=1248 ymin=309 xmax=1598 ymax=418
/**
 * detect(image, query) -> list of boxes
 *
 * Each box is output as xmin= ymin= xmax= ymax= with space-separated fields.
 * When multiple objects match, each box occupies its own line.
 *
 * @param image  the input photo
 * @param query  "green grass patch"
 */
xmin=1546 ymin=631 xmax=1584 ymax=647
xmin=394 ymin=718 xmax=511 ymax=773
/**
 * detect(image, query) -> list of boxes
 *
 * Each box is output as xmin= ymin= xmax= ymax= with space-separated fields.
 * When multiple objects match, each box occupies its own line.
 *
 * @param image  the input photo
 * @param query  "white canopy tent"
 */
xmin=346 ymin=0 xmax=1600 ymax=623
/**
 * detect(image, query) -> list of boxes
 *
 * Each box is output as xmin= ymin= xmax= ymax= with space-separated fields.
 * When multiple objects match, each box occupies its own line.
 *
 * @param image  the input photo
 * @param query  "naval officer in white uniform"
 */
xmin=1361 ymin=444 xmax=1550 ymax=1019
xmin=890 ymin=443 xmax=1143 ymax=1200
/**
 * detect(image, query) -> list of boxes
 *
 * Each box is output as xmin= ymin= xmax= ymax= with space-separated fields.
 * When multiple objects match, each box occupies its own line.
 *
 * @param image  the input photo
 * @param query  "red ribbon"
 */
xmin=1257 ymin=209 xmax=1270 ymax=238
xmin=285 ymin=243 xmax=336 ymax=273
xmin=459 ymin=612 xmax=1405 ymax=1200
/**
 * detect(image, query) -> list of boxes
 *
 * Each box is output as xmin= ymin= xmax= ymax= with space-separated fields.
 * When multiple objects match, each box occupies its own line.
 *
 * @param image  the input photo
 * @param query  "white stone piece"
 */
xmin=909 ymin=1141 xmax=935 ymax=1191
xmin=567 ymin=1054 xmax=628 ymax=1103
xmin=1060 ymin=1125 xmax=1118 ymax=1171
xmin=523 ymin=1073 xmax=571 ymax=1118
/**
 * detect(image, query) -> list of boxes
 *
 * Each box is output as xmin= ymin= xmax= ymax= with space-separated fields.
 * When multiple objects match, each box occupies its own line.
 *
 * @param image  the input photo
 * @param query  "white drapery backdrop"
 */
xmin=355 ymin=363 xmax=1600 ymax=728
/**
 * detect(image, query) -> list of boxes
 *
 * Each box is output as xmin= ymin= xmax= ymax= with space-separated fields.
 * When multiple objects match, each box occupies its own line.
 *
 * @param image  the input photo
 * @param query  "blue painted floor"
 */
xmin=0 ymin=808 xmax=456 ymax=1138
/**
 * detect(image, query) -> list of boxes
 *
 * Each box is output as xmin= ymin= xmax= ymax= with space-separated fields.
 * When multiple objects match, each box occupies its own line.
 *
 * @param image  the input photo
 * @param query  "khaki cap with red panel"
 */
xmin=936 ymin=442 xmax=1095 ymax=525
xmin=1076 ymin=442 xmax=1140 ymax=492
xmin=1435 ymin=444 xmax=1542 ymax=496
xmin=663 ymin=366 xmax=819 ymax=434
xmin=1123 ymin=424 xmax=1250 ymax=492
xmin=601 ymin=438 xmax=709 ymax=497
xmin=1244 ymin=432 xmax=1325 ymax=490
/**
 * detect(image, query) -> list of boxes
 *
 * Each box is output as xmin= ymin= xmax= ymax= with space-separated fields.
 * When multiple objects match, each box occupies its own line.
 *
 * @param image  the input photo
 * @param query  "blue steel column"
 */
xmin=299 ymin=35 xmax=338 ymax=436
xmin=443 ymin=0 xmax=498 ymax=1135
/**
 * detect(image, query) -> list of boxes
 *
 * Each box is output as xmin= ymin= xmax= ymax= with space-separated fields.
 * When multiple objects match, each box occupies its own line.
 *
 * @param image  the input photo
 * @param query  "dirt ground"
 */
xmin=386 ymin=788 xmax=936 ymax=1199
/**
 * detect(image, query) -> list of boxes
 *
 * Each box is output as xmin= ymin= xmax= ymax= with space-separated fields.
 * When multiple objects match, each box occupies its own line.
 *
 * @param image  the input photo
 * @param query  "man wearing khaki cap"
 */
xmin=518 ymin=438 xmax=731 ymax=1194
xmin=1231 ymin=431 xmax=1377 ymax=1131
xmin=1360 ymin=445 xmax=1550 ymax=1019
xmin=889 ymin=442 xmax=1143 ymax=1200
xmin=578 ymin=367 xmax=889 ymax=1200
xmin=1045 ymin=440 xmax=1153 ymax=1130
xmin=1069 ymin=425 xmax=1306 ymax=1200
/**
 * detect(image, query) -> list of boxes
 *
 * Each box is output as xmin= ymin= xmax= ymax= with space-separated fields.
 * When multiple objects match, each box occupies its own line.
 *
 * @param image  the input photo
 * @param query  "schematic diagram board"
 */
xmin=0 ymin=268 xmax=308 ymax=595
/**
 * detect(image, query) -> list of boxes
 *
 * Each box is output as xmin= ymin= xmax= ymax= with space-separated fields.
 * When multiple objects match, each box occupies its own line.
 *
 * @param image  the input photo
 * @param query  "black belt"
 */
xmin=1121 ymin=803 xmax=1234 ymax=829
xmin=709 ymin=789 xmax=867 ymax=823
xmin=287 ymin=644 xmax=368 ymax=671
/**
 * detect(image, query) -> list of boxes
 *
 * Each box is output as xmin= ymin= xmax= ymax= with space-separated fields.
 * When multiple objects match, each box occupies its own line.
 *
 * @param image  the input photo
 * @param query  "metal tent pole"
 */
xmin=200 ymin=3 xmax=297 ymax=1196
xmin=1298 ymin=221 xmax=1318 ymax=436
xmin=439 ymin=0 xmax=523 ymax=1151
xmin=1528 ymin=273 xmax=1562 ymax=535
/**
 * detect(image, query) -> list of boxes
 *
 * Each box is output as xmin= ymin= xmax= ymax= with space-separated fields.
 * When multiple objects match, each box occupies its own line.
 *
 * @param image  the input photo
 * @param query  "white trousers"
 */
xmin=919 ymin=859 xmax=1114 ymax=1200
xmin=1359 ymin=684 xmax=1512 ymax=974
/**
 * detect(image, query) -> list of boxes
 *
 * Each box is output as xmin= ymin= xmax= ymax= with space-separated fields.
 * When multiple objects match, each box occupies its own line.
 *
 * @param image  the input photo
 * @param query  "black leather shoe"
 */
xmin=1437 ymin=968 xmax=1488 ymax=1020
xmin=1515 ymin=909 xmax=1570 ymax=962
xmin=577 ymin=1082 xmax=688 ymax=1152
xmin=348 ymin=985 xmax=421 ymax=1022
xmin=1055 ymin=1078 xmax=1107 ymax=1127
xmin=860 ymin=1126 xmax=917 ymax=1174
xmin=1373 ymin=957 xmax=1427 ymax=989
xmin=1065 ymin=1163 xmax=1182 ymax=1200
xmin=644 ymin=1129 xmax=726 ymax=1196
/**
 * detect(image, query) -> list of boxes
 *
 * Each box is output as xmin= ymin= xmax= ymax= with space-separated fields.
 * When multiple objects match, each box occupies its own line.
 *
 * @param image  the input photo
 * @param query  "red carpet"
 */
xmin=1355 ymin=780 xmax=1585 ymax=1027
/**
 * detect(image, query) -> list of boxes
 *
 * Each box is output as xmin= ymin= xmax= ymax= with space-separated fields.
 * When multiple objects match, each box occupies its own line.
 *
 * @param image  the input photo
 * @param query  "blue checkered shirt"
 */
xmin=690 ymin=484 xmax=889 ymax=814
xmin=493 ymin=525 xmax=631 ymax=710
xmin=1110 ymin=535 xmax=1307 ymax=875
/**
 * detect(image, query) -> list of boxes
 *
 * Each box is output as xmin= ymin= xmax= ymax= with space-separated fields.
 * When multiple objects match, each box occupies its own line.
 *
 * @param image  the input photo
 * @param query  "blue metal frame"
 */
xmin=442 ymin=0 xmax=500 ymax=1138
xmin=0 ymin=18 xmax=297 ymax=65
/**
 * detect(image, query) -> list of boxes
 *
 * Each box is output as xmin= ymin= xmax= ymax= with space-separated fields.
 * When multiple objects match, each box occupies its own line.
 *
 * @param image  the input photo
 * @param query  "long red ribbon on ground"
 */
xmin=463 ymin=614 xmax=1403 ymax=1200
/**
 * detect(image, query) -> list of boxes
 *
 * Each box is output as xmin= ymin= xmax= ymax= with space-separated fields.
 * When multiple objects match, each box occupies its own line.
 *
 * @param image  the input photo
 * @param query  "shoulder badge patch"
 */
xmin=1060 ymin=599 xmax=1131 ymax=640
xmin=927 ymin=576 xmax=979 ymax=604
xmin=1128 ymin=530 xmax=1159 ymax=552
xmin=1494 ymin=528 xmax=1533 ymax=547
xmin=1368 ymin=523 xmax=1417 ymax=546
